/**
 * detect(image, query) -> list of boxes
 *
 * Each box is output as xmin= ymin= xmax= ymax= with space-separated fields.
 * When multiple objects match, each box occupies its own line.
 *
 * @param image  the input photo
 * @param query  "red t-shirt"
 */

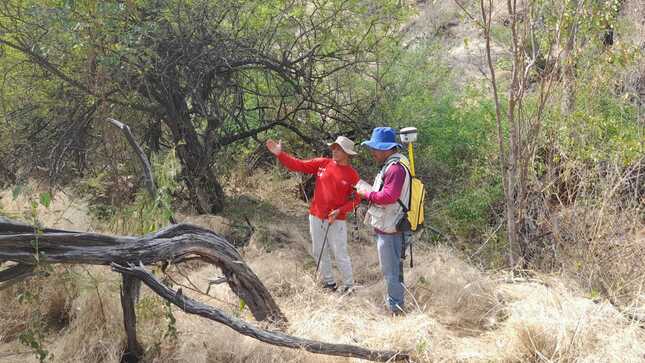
xmin=277 ymin=152 xmax=361 ymax=220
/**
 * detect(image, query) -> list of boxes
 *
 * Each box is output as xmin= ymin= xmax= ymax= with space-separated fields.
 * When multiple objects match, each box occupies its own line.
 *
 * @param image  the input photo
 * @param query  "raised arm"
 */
xmin=266 ymin=139 xmax=325 ymax=174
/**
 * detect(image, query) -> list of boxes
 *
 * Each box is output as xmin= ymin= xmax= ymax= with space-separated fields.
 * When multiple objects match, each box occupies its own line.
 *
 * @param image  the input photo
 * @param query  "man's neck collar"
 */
xmin=380 ymin=152 xmax=401 ymax=166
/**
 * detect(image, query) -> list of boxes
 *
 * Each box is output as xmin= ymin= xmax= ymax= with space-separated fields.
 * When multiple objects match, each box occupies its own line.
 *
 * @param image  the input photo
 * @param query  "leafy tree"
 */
xmin=0 ymin=0 xmax=407 ymax=213
xmin=461 ymin=0 xmax=640 ymax=267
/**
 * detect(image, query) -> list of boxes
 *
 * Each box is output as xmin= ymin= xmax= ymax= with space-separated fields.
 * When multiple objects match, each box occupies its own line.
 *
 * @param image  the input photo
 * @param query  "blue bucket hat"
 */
xmin=361 ymin=127 xmax=402 ymax=151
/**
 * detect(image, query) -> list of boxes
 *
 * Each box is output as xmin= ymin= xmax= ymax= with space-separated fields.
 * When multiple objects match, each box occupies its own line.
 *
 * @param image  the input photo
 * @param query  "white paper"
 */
xmin=354 ymin=179 xmax=373 ymax=195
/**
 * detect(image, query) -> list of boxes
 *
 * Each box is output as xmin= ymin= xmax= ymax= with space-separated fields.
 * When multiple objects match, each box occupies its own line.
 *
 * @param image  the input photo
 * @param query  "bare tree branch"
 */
xmin=0 ymin=221 xmax=285 ymax=323
xmin=113 ymin=262 xmax=410 ymax=362
xmin=106 ymin=118 xmax=157 ymax=201
xmin=0 ymin=218 xmax=411 ymax=361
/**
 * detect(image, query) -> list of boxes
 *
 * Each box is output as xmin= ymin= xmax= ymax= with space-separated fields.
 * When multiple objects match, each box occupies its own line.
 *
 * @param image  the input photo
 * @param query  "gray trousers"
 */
xmin=309 ymin=215 xmax=353 ymax=287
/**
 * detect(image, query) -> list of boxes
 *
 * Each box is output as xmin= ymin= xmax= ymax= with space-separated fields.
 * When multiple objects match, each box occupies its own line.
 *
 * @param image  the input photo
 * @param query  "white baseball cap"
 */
xmin=327 ymin=136 xmax=357 ymax=155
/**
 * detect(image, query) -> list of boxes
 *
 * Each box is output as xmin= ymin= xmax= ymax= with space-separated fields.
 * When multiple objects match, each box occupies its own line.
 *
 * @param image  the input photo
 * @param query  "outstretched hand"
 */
xmin=266 ymin=139 xmax=282 ymax=156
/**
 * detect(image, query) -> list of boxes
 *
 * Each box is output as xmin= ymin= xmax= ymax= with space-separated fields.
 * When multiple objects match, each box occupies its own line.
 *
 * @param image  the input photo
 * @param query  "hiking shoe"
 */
xmin=337 ymin=285 xmax=354 ymax=295
xmin=391 ymin=308 xmax=406 ymax=317
xmin=321 ymin=282 xmax=337 ymax=291
xmin=381 ymin=302 xmax=405 ymax=317
xmin=391 ymin=304 xmax=406 ymax=317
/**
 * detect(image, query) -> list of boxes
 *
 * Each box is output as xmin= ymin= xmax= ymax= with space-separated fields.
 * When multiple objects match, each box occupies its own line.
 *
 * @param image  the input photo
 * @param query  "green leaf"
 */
xmin=238 ymin=298 xmax=246 ymax=313
xmin=12 ymin=184 xmax=23 ymax=200
xmin=39 ymin=192 xmax=52 ymax=208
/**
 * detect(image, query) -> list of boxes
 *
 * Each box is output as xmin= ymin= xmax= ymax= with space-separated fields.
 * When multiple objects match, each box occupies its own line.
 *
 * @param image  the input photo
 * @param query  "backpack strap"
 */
xmin=397 ymin=199 xmax=408 ymax=212
xmin=376 ymin=158 xmax=399 ymax=192
xmin=396 ymin=162 xmax=413 ymax=213
xmin=398 ymin=162 xmax=415 ymax=269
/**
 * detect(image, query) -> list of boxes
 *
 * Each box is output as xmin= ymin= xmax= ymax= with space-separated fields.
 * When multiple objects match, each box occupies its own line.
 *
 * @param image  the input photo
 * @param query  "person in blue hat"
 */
xmin=356 ymin=127 xmax=411 ymax=315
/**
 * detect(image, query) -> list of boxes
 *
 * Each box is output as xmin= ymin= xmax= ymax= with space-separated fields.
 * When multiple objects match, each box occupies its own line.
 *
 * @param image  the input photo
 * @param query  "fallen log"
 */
xmin=0 ymin=221 xmax=284 ymax=323
xmin=0 ymin=218 xmax=411 ymax=362
xmin=113 ymin=262 xmax=409 ymax=362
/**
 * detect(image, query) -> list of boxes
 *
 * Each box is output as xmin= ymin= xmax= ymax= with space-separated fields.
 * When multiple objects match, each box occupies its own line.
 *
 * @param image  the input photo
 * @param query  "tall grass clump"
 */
xmin=102 ymin=148 xmax=181 ymax=235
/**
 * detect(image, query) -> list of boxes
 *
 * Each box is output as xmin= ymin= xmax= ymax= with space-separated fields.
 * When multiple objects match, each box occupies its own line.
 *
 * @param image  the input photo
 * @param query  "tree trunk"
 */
xmin=161 ymin=100 xmax=226 ymax=215
xmin=176 ymin=144 xmax=225 ymax=214
xmin=145 ymin=121 xmax=162 ymax=155
xmin=561 ymin=0 xmax=579 ymax=116
xmin=120 ymin=275 xmax=143 ymax=363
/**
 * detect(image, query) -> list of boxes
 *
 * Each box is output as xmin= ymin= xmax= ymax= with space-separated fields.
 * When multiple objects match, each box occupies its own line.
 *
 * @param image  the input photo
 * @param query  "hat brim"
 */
xmin=327 ymin=142 xmax=357 ymax=155
xmin=360 ymin=140 xmax=402 ymax=151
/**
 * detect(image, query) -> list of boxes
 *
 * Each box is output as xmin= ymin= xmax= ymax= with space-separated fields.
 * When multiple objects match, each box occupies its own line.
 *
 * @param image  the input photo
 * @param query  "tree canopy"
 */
xmin=0 ymin=0 xmax=408 ymax=212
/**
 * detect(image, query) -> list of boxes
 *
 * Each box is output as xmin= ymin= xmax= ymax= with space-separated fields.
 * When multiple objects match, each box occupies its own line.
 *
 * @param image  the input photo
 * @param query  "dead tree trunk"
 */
xmin=0 ymin=220 xmax=285 ymax=322
xmin=107 ymin=118 xmax=157 ymax=201
xmin=107 ymin=117 xmax=159 ymax=360
xmin=113 ymin=262 xmax=409 ymax=361
xmin=120 ymin=275 xmax=143 ymax=363
xmin=0 ymin=218 xmax=409 ymax=362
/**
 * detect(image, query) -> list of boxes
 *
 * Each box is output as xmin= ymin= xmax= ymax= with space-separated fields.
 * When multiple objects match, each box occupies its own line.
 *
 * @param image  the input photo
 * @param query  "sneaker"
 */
xmin=321 ymin=282 xmax=337 ymax=291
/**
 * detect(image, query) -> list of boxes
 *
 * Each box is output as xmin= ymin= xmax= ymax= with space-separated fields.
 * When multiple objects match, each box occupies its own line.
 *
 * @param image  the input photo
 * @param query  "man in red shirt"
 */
xmin=266 ymin=136 xmax=360 ymax=292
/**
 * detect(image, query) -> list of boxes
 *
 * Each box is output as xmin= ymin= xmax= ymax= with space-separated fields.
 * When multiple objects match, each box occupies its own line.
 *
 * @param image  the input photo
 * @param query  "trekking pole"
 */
xmin=315 ymin=221 xmax=331 ymax=275
xmin=350 ymin=190 xmax=360 ymax=242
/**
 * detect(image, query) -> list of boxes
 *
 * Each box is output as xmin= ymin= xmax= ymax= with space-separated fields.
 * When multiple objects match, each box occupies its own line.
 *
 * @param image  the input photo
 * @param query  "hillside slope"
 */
xmin=1 ymin=177 xmax=643 ymax=362
xmin=1 ymin=0 xmax=644 ymax=361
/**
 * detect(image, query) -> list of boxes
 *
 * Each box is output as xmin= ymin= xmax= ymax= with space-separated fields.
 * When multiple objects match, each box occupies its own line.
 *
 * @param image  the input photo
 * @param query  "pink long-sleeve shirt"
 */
xmin=367 ymin=163 xmax=406 ymax=205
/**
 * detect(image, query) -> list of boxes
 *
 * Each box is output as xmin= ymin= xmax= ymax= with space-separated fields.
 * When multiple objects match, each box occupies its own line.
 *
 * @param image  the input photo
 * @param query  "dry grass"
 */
xmin=0 ymin=265 xmax=124 ymax=363
xmin=1 ymin=175 xmax=644 ymax=362
xmin=0 ymin=186 xmax=92 ymax=231
xmin=409 ymin=246 xmax=503 ymax=331
xmin=496 ymin=279 xmax=645 ymax=362
xmin=556 ymin=204 xmax=644 ymax=306
xmin=0 ymin=268 xmax=75 ymax=343
xmin=175 ymin=213 xmax=233 ymax=237
xmin=147 ymin=237 xmax=645 ymax=363
xmin=48 ymin=270 xmax=124 ymax=363
xmin=544 ymin=158 xmax=645 ymax=316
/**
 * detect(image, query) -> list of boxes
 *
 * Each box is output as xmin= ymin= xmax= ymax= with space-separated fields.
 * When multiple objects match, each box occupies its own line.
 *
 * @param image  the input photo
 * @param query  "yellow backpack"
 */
xmin=398 ymin=159 xmax=426 ymax=232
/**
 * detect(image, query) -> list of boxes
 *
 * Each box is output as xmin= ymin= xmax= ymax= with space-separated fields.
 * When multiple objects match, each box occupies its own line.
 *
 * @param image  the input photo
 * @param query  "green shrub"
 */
xmin=366 ymin=43 xmax=504 ymax=242
xmin=105 ymin=149 xmax=180 ymax=235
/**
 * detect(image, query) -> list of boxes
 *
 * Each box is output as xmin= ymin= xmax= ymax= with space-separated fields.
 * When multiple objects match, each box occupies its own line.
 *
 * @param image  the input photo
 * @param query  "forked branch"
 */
xmin=0 ymin=218 xmax=410 ymax=361
xmin=113 ymin=262 xmax=409 ymax=361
